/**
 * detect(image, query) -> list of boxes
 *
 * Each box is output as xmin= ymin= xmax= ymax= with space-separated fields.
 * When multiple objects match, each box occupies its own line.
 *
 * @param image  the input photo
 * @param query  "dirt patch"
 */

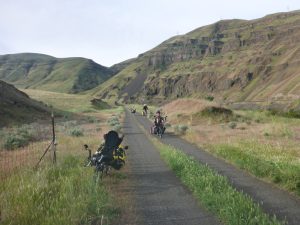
xmin=163 ymin=98 xmax=216 ymax=115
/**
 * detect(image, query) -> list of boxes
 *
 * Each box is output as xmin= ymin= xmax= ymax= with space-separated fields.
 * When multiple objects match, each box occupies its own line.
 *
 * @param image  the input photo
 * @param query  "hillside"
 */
xmin=0 ymin=80 xmax=50 ymax=127
xmin=93 ymin=10 xmax=300 ymax=106
xmin=0 ymin=53 xmax=114 ymax=93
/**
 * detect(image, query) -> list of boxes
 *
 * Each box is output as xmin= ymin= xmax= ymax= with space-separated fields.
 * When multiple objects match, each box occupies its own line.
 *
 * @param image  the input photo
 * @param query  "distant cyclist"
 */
xmin=143 ymin=104 xmax=148 ymax=116
xmin=151 ymin=110 xmax=166 ymax=135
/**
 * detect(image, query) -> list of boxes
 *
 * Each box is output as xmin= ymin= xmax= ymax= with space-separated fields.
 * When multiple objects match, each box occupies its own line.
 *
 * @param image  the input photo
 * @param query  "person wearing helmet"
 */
xmin=143 ymin=104 xmax=148 ymax=116
xmin=152 ymin=110 xmax=165 ymax=134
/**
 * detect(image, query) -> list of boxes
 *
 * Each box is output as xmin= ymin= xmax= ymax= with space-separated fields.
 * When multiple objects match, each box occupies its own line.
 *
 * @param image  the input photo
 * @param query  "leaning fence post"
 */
xmin=51 ymin=112 xmax=56 ymax=164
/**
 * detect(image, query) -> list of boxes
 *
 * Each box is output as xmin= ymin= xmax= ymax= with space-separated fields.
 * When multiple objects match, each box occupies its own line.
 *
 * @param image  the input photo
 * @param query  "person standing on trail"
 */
xmin=143 ymin=104 xmax=148 ymax=116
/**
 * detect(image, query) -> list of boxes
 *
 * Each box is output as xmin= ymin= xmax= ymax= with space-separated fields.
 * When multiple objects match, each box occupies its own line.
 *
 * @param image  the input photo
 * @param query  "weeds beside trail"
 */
xmin=153 ymin=141 xmax=284 ymax=225
xmin=208 ymin=141 xmax=300 ymax=196
xmin=0 ymin=100 xmax=126 ymax=224
xmin=0 ymin=156 xmax=119 ymax=225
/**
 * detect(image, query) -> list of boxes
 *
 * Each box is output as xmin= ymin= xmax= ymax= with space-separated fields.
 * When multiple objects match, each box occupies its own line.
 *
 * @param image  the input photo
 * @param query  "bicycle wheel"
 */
xmin=157 ymin=127 xmax=163 ymax=138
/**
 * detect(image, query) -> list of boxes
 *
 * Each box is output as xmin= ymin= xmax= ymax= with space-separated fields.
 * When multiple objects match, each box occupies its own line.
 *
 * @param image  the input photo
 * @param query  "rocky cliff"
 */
xmin=94 ymin=10 xmax=300 ymax=105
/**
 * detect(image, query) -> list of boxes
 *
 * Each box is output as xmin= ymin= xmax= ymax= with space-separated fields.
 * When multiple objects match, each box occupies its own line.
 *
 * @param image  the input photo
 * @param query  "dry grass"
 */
xmin=162 ymin=99 xmax=300 ymax=150
xmin=162 ymin=98 xmax=300 ymax=194
xmin=0 ymin=111 xmax=112 ymax=180
xmin=163 ymin=98 xmax=216 ymax=116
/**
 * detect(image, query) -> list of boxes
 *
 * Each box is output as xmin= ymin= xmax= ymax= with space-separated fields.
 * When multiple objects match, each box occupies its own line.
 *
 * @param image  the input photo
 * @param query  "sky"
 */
xmin=0 ymin=0 xmax=300 ymax=66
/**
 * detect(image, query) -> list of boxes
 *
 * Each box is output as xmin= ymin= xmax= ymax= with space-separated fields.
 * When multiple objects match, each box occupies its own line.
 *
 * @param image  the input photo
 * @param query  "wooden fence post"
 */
xmin=52 ymin=112 xmax=56 ymax=164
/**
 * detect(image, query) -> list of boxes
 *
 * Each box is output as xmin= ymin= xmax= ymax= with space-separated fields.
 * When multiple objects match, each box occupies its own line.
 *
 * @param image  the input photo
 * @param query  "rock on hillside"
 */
xmin=0 ymin=80 xmax=50 ymax=127
xmin=0 ymin=53 xmax=114 ymax=93
xmin=94 ymin=10 xmax=300 ymax=105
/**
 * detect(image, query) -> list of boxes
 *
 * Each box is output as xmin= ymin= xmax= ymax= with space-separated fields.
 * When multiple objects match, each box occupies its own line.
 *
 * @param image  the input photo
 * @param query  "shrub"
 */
xmin=199 ymin=106 xmax=234 ymax=123
xmin=286 ymin=109 xmax=300 ymax=118
xmin=69 ymin=128 xmax=84 ymax=137
xmin=87 ymin=116 xmax=96 ymax=123
xmin=267 ymin=109 xmax=300 ymax=119
xmin=205 ymin=95 xmax=214 ymax=101
xmin=174 ymin=124 xmax=189 ymax=135
xmin=112 ymin=124 xmax=122 ymax=132
xmin=228 ymin=122 xmax=237 ymax=129
xmin=3 ymin=126 xmax=36 ymax=150
xmin=255 ymin=119 xmax=261 ymax=123
xmin=4 ymin=134 xmax=30 ymax=150
xmin=107 ymin=117 xmax=120 ymax=127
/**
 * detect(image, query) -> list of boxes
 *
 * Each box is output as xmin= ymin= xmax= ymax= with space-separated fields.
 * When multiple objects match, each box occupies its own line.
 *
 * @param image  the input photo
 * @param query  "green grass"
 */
xmin=0 ymin=53 xmax=113 ymax=93
xmin=0 ymin=155 xmax=119 ymax=225
xmin=22 ymin=89 xmax=105 ymax=113
xmin=207 ymin=141 xmax=300 ymax=196
xmin=239 ymin=110 xmax=300 ymax=125
xmin=153 ymin=141 xmax=283 ymax=225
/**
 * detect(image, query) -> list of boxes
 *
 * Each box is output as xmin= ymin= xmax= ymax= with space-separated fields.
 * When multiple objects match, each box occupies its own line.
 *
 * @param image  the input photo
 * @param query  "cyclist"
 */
xmin=152 ymin=110 xmax=165 ymax=134
xmin=143 ymin=104 xmax=148 ymax=116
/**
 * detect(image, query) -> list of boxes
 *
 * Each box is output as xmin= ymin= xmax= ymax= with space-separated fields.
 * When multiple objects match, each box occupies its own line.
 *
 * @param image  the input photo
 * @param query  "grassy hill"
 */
xmin=0 ymin=80 xmax=50 ymax=127
xmin=92 ymin=10 xmax=300 ymax=106
xmin=0 ymin=53 xmax=114 ymax=93
xmin=22 ymin=89 xmax=110 ymax=113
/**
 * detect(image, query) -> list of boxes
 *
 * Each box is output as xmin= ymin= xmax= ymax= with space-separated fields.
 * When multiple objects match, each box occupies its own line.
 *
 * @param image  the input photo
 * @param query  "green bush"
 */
xmin=174 ymin=124 xmax=189 ymax=135
xmin=267 ymin=109 xmax=300 ymax=119
xmin=2 ymin=123 xmax=54 ymax=150
xmin=198 ymin=106 xmax=235 ymax=123
xmin=3 ymin=127 xmax=35 ymax=150
xmin=228 ymin=122 xmax=237 ymax=129
xmin=4 ymin=134 xmax=30 ymax=150
xmin=69 ymin=128 xmax=84 ymax=137
xmin=107 ymin=116 xmax=120 ymax=127
xmin=205 ymin=95 xmax=215 ymax=101
xmin=87 ymin=116 xmax=96 ymax=123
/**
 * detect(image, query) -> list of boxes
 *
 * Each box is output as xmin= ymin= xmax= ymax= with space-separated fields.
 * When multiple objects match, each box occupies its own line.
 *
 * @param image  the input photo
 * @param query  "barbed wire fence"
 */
xmin=0 ymin=113 xmax=57 ymax=181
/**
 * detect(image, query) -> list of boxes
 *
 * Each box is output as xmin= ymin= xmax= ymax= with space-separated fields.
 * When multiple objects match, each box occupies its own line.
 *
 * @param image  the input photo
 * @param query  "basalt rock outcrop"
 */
xmin=95 ymin=10 xmax=300 ymax=105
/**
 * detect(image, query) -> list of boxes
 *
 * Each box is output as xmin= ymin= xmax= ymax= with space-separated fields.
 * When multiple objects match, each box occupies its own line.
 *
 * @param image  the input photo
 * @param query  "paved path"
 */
xmin=123 ymin=110 xmax=222 ymax=225
xmin=133 ymin=111 xmax=300 ymax=225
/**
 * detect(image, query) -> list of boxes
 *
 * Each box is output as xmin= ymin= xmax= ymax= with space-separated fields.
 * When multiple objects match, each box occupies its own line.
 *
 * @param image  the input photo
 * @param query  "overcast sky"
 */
xmin=0 ymin=0 xmax=300 ymax=66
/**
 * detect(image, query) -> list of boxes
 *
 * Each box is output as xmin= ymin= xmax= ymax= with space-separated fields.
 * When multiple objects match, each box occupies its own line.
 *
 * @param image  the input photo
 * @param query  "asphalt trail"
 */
xmin=123 ymin=110 xmax=222 ymax=225
xmin=133 ymin=111 xmax=300 ymax=225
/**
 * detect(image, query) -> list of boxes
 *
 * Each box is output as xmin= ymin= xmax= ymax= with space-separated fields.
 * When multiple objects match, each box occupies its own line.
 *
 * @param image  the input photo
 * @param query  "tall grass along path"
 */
xmin=132 ymin=109 xmax=300 ymax=225
xmin=123 ymin=110 xmax=222 ymax=225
